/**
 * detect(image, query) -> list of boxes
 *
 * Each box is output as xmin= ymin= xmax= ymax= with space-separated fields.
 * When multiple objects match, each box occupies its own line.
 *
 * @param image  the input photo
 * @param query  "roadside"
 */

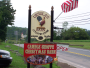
xmin=0 ymin=42 xmax=61 ymax=68
xmin=0 ymin=42 xmax=27 ymax=68
xmin=53 ymin=40 xmax=90 ymax=50
xmin=15 ymin=44 xmax=76 ymax=68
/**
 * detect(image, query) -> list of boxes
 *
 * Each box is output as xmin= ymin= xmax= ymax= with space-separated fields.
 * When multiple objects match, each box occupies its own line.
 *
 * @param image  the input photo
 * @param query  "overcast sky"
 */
xmin=10 ymin=0 xmax=90 ymax=30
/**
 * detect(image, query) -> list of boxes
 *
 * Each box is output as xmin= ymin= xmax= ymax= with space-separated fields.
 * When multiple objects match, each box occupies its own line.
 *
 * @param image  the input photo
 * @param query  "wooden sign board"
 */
xmin=31 ymin=11 xmax=51 ymax=41
xmin=24 ymin=43 xmax=56 ymax=65
xmin=24 ymin=43 xmax=56 ymax=57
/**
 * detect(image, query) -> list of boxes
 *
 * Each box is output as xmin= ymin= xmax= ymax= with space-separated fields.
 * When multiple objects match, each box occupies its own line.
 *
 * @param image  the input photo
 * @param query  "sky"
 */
xmin=10 ymin=0 xmax=90 ymax=30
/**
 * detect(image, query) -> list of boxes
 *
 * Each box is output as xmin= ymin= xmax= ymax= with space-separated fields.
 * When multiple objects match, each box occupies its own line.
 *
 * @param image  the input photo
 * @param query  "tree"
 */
xmin=53 ymin=30 xmax=57 ymax=40
xmin=85 ymin=29 xmax=90 ymax=39
xmin=53 ymin=30 xmax=61 ymax=40
xmin=61 ymin=27 xmax=89 ymax=40
xmin=0 ymin=0 xmax=16 ymax=41
xmin=6 ymin=26 xmax=28 ymax=41
xmin=85 ymin=30 xmax=90 ymax=36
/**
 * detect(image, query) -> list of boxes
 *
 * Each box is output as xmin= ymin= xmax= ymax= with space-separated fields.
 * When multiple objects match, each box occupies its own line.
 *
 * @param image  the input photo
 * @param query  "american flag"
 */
xmin=61 ymin=0 xmax=78 ymax=13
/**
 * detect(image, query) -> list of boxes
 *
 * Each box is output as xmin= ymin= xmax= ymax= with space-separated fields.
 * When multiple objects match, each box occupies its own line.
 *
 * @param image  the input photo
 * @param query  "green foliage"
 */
xmin=53 ymin=30 xmax=57 ymax=40
xmin=61 ymin=27 xmax=89 ymax=40
xmin=85 ymin=30 xmax=90 ymax=39
xmin=0 ymin=0 xmax=16 ymax=41
xmin=6 ymin=26 xmax=28 ymax=42
xmin=53 ymin=30 xmax=61 ymax=40
xmin=85 ymin=30 xmax=90 ymax=36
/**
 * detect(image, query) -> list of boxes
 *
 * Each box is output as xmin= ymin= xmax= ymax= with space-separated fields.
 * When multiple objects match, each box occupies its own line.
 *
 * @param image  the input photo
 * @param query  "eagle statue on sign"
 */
xmin=37 ymin=16 xmax=45 ymax=27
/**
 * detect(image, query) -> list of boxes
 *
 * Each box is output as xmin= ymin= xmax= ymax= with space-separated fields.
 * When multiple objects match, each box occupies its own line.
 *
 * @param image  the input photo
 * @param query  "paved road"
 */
xmin=14 ymin=44 xmax=90 ymax=68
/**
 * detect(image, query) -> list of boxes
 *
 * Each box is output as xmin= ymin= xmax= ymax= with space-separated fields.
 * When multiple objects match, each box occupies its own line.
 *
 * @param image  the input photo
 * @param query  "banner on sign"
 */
xmin=57 ymin=44 xmax=69 ymax=51
xmin=24 ymin=43 xmax=57 ymax=58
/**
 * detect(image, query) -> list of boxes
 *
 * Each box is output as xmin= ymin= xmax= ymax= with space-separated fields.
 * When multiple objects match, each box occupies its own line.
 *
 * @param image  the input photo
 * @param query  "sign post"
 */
xmin=27 ymin=5 xmax=31 ymax=68
xmin=50 ymin=6 xmax=54 ymax=68
xmin=26 ymin=5 xmax=69 ymax=68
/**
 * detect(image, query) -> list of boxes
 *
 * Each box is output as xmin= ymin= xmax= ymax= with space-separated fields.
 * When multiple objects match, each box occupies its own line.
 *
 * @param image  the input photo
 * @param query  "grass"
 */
xmin=0 ymin=42 xmax=61 ymax=68
xmin=54 ymin=40 xmax=90 ymax=42
xmin=2 ymin=40 xmax=90 ymax=67
xmin=53 ymin=40 xmax=90 ymax=50
xmin=6 ymin=39 xmax=26 ymax=44
xmin=0 ymin=42 xmax=27 ymax=68
xmin=5 ymin=39 xmax=90 ymax=50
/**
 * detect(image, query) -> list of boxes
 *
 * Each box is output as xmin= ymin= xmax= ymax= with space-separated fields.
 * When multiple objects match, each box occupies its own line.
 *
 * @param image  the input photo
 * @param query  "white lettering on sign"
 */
xmin=33 ymin=12 xmax=49 ymax=19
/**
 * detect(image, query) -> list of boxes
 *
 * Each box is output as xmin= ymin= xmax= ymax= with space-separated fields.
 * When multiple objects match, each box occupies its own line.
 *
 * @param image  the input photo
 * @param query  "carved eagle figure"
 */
xmin=37 ymin=16 xmax=45 ymax=26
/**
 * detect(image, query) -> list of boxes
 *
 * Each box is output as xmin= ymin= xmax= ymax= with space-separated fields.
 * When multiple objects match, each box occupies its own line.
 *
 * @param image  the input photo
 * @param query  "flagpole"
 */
xmin=54 ymin=11 xmax=63 ymax=21
xmin=54 ymin=6 xmax=68 ymax=21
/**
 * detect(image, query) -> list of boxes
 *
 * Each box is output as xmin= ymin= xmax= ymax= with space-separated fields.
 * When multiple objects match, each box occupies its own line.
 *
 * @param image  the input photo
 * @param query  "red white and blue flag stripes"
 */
xmin=61 ymin=0 xmax=78 ymax=13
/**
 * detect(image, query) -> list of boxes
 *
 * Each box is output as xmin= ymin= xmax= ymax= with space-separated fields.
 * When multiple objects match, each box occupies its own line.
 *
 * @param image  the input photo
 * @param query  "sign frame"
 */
xmin=31 ymin=11 xmax=51 ymax=41
xmin=24 ymin=43 xmax=57 ymax=58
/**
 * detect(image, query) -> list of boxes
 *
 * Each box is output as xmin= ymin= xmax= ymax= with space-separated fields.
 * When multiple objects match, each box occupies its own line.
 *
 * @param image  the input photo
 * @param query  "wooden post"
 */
xmin=50 ymin=6 xmax=54 ymax=68
xmin=27 ymin=5 xmax=31 ymax=68
xmin=50 ymin=6 xmax=54 ymax=42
